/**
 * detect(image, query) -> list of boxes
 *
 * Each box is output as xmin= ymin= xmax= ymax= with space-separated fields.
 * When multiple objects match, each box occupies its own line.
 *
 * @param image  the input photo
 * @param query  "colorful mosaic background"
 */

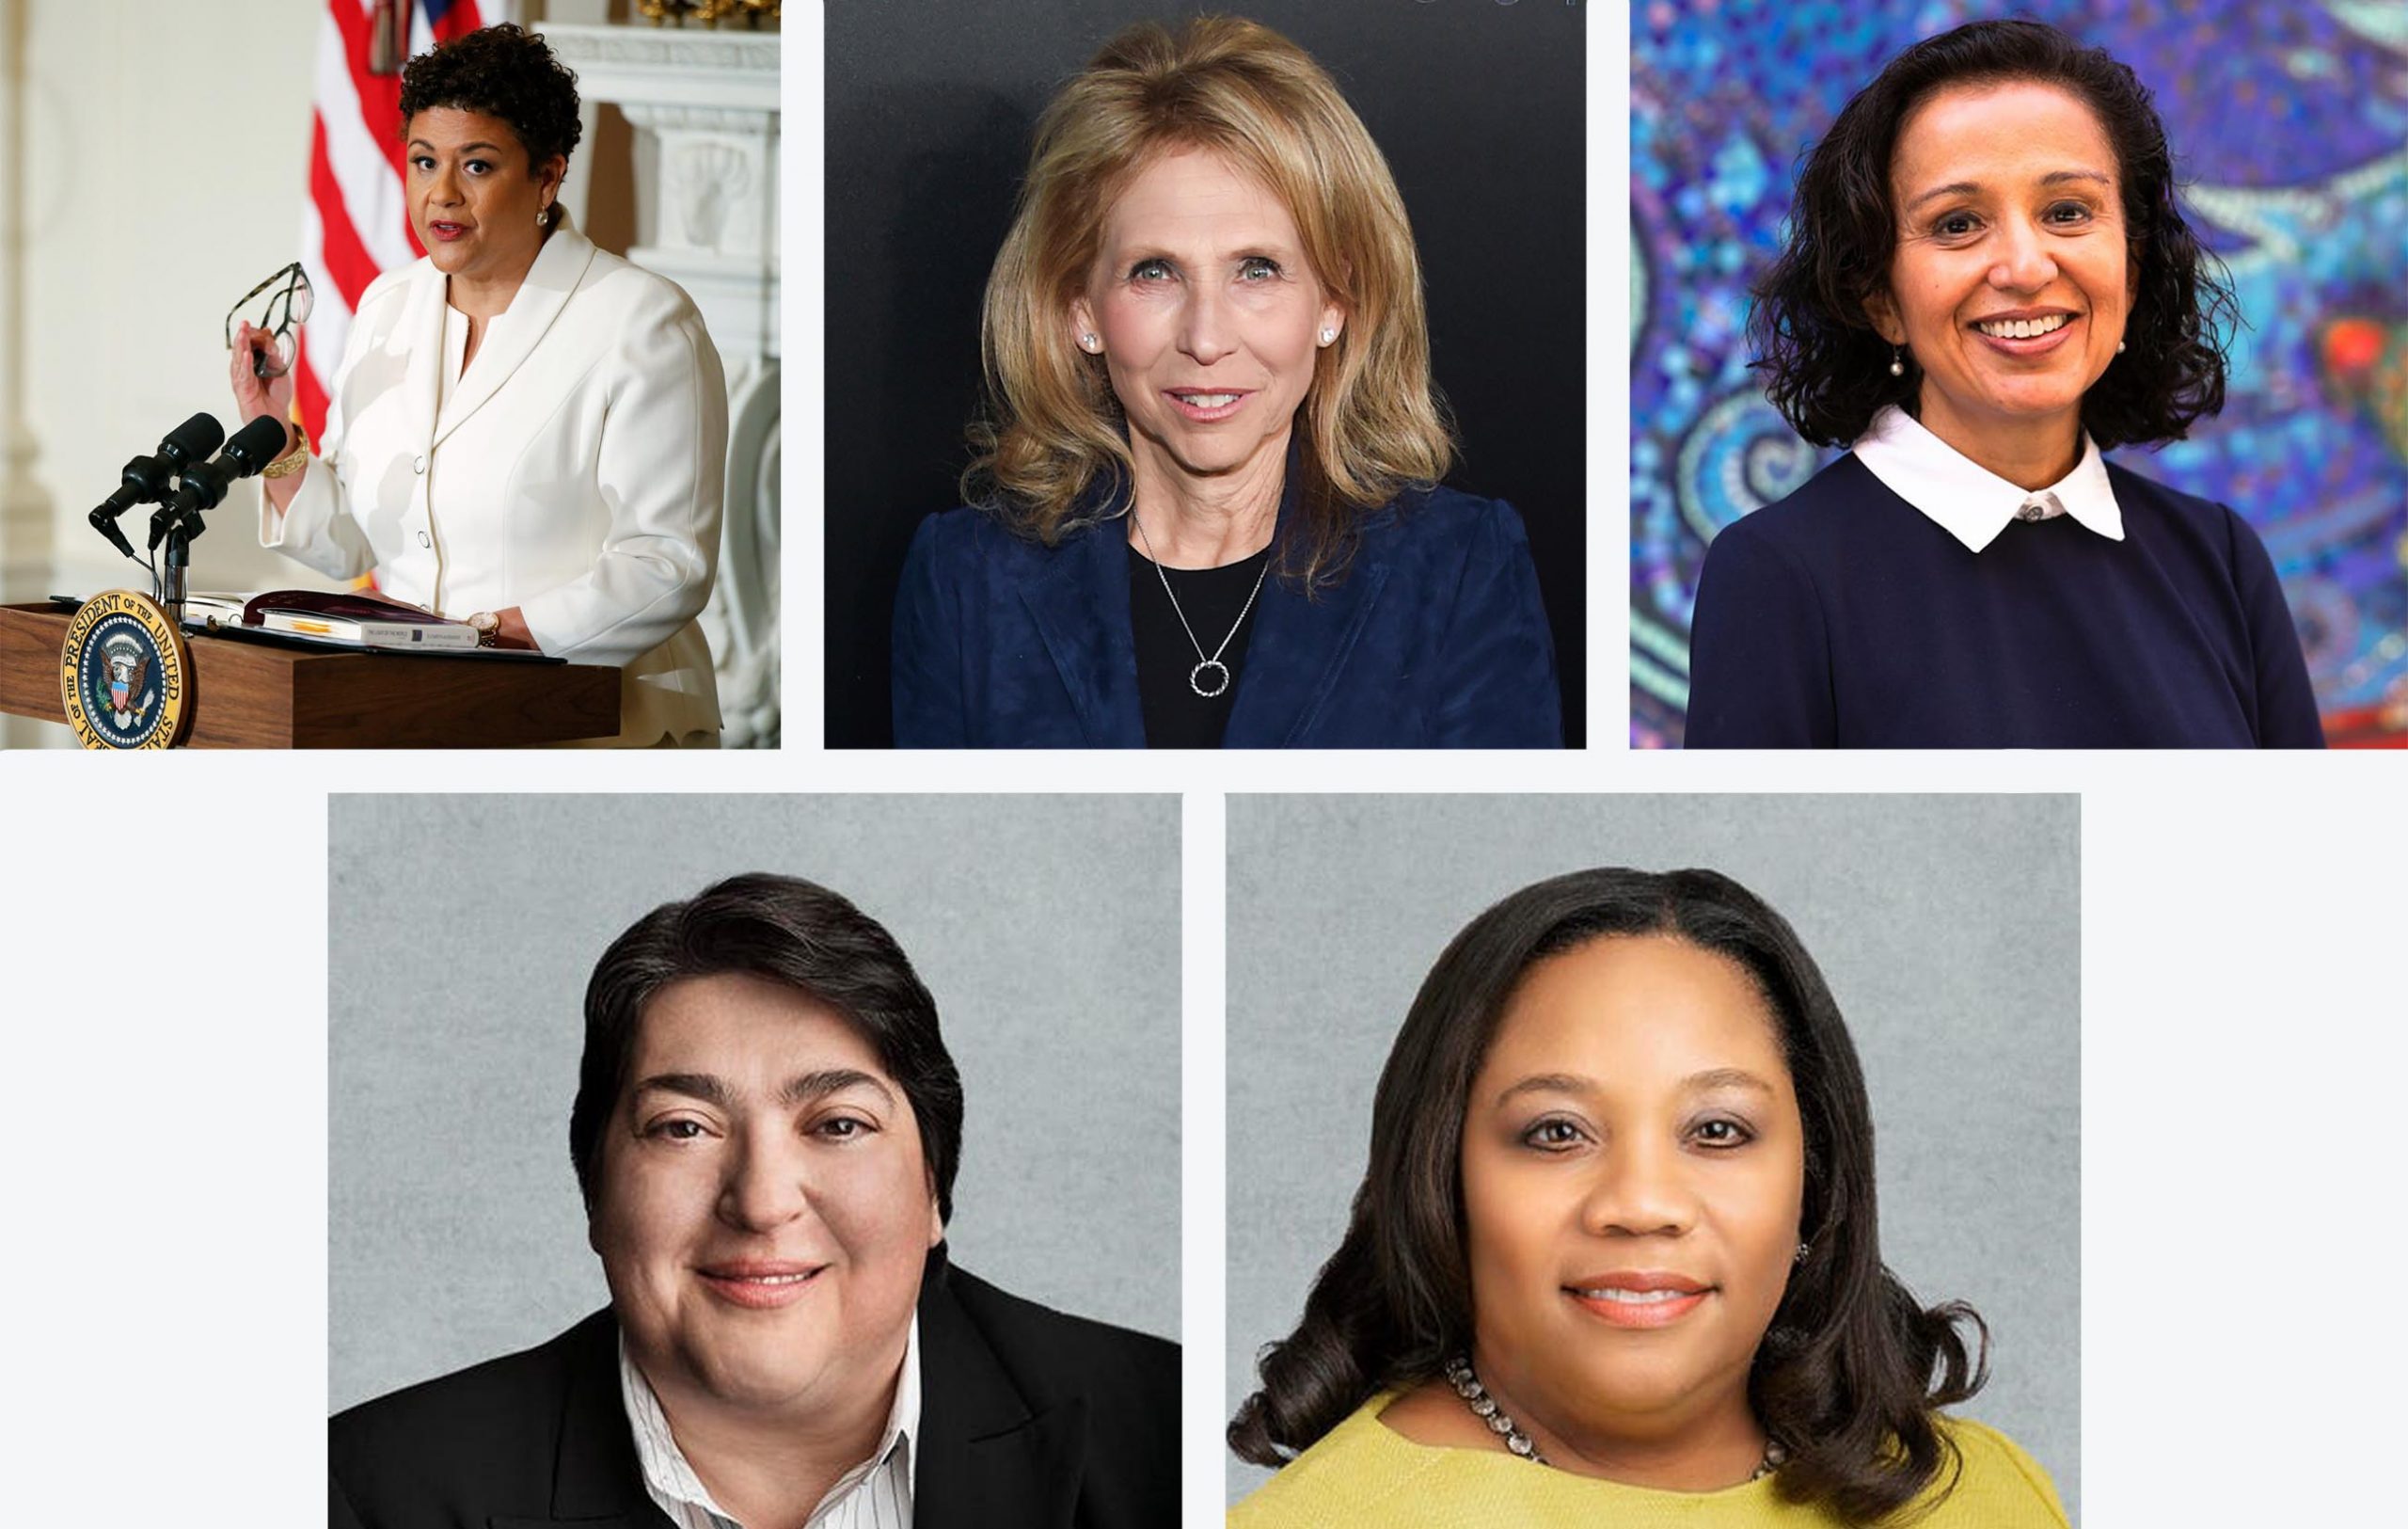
xmin=1631 ymin=0 xmax=2408 ymax=746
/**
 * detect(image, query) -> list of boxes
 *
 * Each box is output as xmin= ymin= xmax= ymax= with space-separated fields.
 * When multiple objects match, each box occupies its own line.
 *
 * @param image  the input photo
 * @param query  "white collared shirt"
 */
xmin=618 ymin=1318 xmax=920 ymax=1529
xmin=1851 ymin=404 xmax=2125 ymax=553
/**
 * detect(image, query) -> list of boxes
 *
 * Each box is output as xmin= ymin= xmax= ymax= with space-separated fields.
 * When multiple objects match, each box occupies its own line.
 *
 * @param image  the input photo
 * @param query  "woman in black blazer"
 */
xmin=892 ymin=17 xmax=1559 ymax=749
xmin=329 ymin=876 xmax=1177 ymax=1529
xmin=330 ymin=1250 xmax=1174 ymax=1529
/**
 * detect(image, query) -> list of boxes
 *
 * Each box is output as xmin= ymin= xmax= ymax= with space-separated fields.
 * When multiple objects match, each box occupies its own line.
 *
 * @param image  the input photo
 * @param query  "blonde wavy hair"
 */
xmin=963 ymin=16 xmax=1454 ymax=585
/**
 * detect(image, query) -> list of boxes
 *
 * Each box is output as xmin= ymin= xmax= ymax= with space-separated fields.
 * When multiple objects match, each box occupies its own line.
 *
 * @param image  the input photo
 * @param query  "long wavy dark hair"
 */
xmin=1228 ymin=868 xmax=1990 ymax=1524
xmin=1749 ymin=18 xmax=2236 ymax=449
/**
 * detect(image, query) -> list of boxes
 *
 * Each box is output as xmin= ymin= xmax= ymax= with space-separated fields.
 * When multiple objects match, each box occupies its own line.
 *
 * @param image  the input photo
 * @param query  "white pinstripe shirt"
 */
xmin=618 ymin=1319 xmax=920 ymax=1529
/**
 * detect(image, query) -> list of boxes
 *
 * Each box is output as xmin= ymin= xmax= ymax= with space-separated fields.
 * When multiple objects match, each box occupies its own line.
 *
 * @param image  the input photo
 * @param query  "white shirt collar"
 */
xmin=618 ymin=1316 xmax=921 ymax=1529
xmin=1852 ymin=404 xmax=2124 ymax=553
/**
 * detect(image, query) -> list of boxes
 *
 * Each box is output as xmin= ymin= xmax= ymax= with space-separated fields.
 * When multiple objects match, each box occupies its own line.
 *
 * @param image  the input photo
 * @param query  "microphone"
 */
xmin=150 ymin=414 xmax=293 ymax=550
xmin=89 ymin=412 xmax=223 ymax=561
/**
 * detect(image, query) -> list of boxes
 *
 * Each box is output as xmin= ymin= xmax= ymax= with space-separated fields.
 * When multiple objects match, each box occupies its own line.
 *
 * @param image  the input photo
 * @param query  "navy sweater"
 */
xmin=1686 ymin=454 xmax=2324 ymax=748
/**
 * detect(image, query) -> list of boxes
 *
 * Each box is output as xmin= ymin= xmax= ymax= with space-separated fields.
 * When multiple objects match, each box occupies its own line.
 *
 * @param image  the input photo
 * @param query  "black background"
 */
xmin=824 ymin=0 xmax=1587 ymax=746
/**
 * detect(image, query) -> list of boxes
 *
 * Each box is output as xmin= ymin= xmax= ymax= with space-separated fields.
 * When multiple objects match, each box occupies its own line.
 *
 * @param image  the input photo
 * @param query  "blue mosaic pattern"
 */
xmin=1632 ymin=0 xmax=2408 ymax=746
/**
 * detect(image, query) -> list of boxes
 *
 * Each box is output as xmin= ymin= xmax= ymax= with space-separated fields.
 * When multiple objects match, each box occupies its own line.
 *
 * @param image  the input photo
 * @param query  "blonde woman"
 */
xmin=891 ymin=18 xmax=1560 ymax=749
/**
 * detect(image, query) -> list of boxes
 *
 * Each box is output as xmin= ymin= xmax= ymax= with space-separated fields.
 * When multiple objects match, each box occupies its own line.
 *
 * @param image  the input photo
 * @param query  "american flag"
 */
xmin=296 ymin=0 xmax=488 ymax=444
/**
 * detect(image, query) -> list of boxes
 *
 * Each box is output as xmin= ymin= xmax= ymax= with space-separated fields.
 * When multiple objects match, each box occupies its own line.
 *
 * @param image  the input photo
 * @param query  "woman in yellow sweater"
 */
xmin=1228 ymin=868 xmax=2068 ymax=1527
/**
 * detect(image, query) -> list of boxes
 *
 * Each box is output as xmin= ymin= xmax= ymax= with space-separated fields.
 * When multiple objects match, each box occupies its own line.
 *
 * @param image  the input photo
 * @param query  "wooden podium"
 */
xmin=0 ymin=602 xmax=620 ymax=747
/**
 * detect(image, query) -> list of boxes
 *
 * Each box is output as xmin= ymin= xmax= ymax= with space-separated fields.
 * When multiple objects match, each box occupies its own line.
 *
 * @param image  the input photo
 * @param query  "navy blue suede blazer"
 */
xmin=1686 ymin=454 xmax=2324 ymax=748
xmin=892 ymin=484 xmax=1561 ymax=747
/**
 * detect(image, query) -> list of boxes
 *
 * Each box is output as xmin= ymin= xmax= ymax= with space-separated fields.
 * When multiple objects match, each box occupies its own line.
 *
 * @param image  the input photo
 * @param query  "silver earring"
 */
xmin=1080 ymin=332 xmax=1099 ymax=353
xmin=1795 ymin=1242 xmax=1810 ymax=1265
xmin=1888 ymin=347 xmax=1905 ymax=377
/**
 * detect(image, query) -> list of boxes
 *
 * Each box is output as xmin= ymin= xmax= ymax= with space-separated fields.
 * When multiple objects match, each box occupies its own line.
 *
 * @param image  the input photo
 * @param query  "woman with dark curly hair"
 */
xmin=1687 ymin=19 xmax=2321 ymax=748
xmin=229 ymin=24 xmax=728 ymax=746
xmin=1228 ymin=868 xmax=2067 ymax=1527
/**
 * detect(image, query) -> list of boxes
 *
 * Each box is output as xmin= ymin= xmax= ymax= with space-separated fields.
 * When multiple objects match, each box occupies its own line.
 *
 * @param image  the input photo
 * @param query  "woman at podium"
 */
xmin=230 ymin=24 xmax=728 ymax=747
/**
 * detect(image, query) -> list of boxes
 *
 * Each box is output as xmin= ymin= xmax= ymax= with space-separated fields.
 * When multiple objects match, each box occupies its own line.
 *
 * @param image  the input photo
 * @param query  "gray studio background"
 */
xmin=329 ymin=794 xmax=1180 ymax=1412
xmin=1225 ymin=795 xmax=2079 ymax=1517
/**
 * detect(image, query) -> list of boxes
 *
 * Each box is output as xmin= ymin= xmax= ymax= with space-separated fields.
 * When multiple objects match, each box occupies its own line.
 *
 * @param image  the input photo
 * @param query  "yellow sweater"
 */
xmin=1228 ymin=1394 xmax=2070 ymax=1528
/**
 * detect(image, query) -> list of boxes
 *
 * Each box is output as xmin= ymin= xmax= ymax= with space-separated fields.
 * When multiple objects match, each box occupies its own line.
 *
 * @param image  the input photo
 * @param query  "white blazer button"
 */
xmin=418 ymin=532 xmax=430 ymax=548
xmin=413 ymin=454 xmax=427 ymax=474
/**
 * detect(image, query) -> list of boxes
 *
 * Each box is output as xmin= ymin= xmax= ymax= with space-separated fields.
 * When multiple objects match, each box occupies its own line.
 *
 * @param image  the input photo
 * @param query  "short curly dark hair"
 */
xmin=1748 ymin=18 xmax=2236 ymax=450
xmin=398 ymin=23 xmax=582 ymax=171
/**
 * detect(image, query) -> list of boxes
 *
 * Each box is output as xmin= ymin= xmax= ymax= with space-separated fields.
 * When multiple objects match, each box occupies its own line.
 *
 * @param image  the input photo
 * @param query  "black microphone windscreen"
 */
xmin=221 ymin=413 xmax=293 ymax=475
xmin=166 ymin=411 xmax=225 ymax=462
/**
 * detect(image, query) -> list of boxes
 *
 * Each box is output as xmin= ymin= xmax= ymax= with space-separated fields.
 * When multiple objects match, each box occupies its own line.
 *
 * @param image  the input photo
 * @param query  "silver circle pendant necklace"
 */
xmin=1444 ymin=1356 xmax=1786 ymax=1481
xmin=1129 ymin=507 xmax=1270 ymax=699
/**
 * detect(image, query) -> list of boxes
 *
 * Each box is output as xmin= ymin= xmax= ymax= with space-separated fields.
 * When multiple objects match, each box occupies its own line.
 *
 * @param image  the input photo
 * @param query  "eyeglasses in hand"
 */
xmin=226 ymin=262 xmax=316 ymax=380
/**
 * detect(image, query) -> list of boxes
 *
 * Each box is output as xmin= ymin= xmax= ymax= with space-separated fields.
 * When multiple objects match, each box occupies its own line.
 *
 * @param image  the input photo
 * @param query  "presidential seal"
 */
xmin=58 ymin=590 xmax=193 ymax=749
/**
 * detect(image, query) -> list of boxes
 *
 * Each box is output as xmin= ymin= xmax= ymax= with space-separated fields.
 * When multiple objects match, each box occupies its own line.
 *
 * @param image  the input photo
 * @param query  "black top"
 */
xmin=895 ymin=475 xmax=1560 ymax=749
xmin=1686 ymin=454 xmax=2325 ymax=748
xmin=1128 ymin=543 xmax=1272 ymax=748
xmin=328 ymin=1249 xmax=1180 ymax=1529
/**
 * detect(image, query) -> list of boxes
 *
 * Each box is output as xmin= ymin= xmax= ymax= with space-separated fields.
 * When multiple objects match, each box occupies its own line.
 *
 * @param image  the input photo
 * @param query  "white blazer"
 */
xmin=260 ymin=216 xmax=728 ymax=746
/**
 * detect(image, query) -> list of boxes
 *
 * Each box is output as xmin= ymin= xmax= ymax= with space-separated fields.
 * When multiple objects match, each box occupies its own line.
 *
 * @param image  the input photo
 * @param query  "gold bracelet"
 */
xmin=261 ymin=434 xmax=310 ymax=479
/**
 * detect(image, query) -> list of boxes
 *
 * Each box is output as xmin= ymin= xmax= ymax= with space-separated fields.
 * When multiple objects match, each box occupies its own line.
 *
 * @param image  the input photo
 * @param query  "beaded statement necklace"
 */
xmin=1443 ymin=1356 xmax=1787 ymax=1481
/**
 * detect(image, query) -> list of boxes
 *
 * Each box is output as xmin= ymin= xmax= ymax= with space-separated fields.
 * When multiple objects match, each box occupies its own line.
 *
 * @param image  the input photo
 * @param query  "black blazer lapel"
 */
xmin=1224 ymin=553 xmax=1389 ymax=746
xmin=914 ymin=1256 xmax=1090 ymax=1529
xmin=492 ymin=1311 xmax=675 ymax=1529
xmin=915 ymin=1396 xmax=1089 ymax=1529
xmin=1017 ymin=518 xmax=1146 ymax=747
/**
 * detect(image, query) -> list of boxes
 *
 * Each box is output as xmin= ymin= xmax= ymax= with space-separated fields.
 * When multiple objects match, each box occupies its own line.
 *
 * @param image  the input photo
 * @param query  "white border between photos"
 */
xmin=1182 ymin=789 xmax=1229 ymax=1527
xmin=3 ymin=5 xmax=2401 ymax=1525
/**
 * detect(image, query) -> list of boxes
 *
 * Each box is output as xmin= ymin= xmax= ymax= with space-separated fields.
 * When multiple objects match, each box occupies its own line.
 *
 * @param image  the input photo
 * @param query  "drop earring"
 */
xmin=535 ymin=201 xmax=549 ymax=229
xmin=1888 ymin=346 xmax=1906 ymax=377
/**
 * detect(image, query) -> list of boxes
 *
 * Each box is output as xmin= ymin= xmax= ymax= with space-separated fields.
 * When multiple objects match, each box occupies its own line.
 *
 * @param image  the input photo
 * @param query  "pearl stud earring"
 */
xmin=2115 ymin=339 xmax=2126 ymax=355
xmin=1080 ymin=333 xmax=1099 ymax=352
xmin=1320 ymin=327 xmax=1337 ymax=345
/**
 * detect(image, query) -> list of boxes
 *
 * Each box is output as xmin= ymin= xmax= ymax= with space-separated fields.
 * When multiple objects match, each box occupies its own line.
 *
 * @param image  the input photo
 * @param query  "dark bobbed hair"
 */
xmin=1228 ymin=868 xmax=1989 ymax=1525
xmin=568 ymin=873 xmax=965 ymax=1223
xmin=399 ymin=23 xmax=583 ymax=172
xmin=1748 ymin=18 xmax=2235 ymax=450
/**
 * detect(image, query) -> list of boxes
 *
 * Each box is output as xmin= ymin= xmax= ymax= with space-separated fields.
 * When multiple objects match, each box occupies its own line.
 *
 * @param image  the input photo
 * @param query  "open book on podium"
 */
xmin=182 ymin=590 xmax=483 ymax=651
